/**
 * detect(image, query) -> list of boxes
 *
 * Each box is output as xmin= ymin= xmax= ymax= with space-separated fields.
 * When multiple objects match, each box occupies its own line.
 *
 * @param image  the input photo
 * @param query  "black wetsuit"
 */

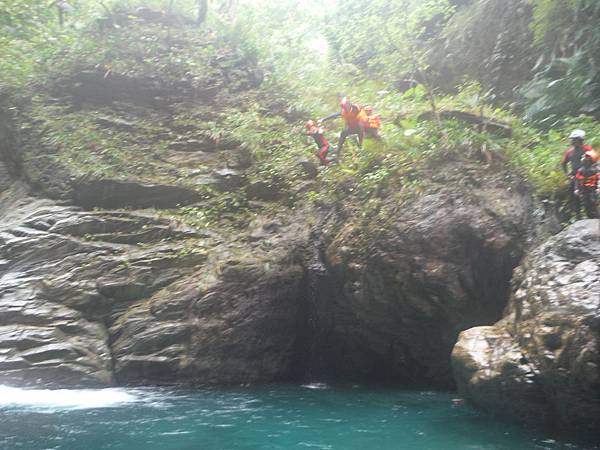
xmin=575 ymin=165 xmax=599 ymax=219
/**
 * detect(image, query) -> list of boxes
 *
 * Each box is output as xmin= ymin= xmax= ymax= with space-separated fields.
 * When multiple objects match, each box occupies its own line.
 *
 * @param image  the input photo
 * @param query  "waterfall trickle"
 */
xmin=302 ymin=235 xmax=336 ymax=383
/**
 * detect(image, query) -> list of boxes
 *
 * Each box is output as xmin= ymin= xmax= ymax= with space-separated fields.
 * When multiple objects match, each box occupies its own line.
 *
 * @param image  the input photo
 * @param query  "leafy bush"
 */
xmin=522 ymin=0 xmax=600 ymax=121
xmin=508 ymin=115 xmax=600 ymax=198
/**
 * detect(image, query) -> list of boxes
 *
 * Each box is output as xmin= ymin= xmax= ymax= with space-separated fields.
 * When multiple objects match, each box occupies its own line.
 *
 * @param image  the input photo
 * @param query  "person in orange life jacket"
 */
xmin=305 ymin=120 xmax=334 ymax=165
xmin=574 ymin=153 xmax=599 ymax=219
xmin=363 ymin=105 xmax=382 ymax=140
xmin=319 ymin=97 xmax=368 ymax=157
xmin=561 ymin=129 xmax=597 ymax=219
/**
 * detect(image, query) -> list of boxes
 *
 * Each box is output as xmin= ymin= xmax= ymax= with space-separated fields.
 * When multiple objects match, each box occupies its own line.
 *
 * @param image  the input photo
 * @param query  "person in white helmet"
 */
xmin=561 ymin=129 xmax=596 ymax=219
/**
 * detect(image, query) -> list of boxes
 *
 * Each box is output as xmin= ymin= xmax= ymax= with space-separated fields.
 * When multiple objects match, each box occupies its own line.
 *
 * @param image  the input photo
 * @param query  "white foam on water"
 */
xmin=300 ymin=383 xmax=329 ymax=390
xmin=0 ymin=385 xmax=141 ymax=411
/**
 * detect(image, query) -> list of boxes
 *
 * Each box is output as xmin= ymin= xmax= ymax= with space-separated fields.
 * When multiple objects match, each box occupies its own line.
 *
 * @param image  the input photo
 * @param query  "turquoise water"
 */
xmin=0 ymin=384 xmax=597 ymax=450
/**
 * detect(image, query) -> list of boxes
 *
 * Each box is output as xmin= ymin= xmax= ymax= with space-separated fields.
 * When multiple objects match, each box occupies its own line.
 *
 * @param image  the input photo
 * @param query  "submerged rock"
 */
xmin=452 ymin=219 xmax=600 ymax=431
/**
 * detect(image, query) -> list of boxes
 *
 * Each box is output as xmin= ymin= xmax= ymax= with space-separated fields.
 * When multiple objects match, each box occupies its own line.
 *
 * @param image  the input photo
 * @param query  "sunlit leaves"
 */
xmin=327 ymin=0 xmax=454 ymax=83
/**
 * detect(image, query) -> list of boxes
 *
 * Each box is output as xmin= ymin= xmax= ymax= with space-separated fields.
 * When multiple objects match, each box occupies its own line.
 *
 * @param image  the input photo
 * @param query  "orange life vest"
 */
xmin=341 ymin=104 xmax=368 ymax=129
xmin=367 ymin=114 xmax=381 ymax=129
xmin=575 ymin=167 xmax=599 ymax=188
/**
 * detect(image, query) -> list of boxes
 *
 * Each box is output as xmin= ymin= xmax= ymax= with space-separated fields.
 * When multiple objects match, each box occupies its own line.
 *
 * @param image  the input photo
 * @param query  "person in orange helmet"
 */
xmin=574 ymin=153 xmax=599 ymax=219
xmin=319 ymin=97 xmax=368 ymax=158
xmin=363 ymin=105 xmax=382 ymax=140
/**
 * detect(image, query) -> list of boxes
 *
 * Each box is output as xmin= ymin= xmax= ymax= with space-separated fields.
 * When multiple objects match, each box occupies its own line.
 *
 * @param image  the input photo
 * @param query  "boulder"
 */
xmin=213 ymin=168 xmax=246 ymax=191
xmin=452 ymin=219 xmax=600 ymax=431
xmin=310 ymin=165 xmax=533 ymax=387
xmin=246 ymin=180 xmax=281 ymax=201
xmin=229 ymin=144 xmax=253 ymax=169
xmin=297 ymin=159 xmax=319 ymax=179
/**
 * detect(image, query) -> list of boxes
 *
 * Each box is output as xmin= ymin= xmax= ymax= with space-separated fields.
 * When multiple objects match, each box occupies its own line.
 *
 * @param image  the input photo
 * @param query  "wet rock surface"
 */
xmin=0 ymin=177 xmax=311 ymax=387
xmin=0 ymin=152 xmax=538 ymax=389
xmin=452 ymin=219 xmax=600 ymax=431
xmin=111 ymin=254 xmax=305 ymax=384
xmin=309 ymin=166 xmax=533 ymax=387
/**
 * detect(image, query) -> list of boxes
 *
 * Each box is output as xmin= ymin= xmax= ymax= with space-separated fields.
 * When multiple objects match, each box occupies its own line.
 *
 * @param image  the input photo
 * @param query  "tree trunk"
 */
xmin=57 ymin=4 xmax=64 ymax=27
xmin=196 ymin=0 xmax=208 ymax=25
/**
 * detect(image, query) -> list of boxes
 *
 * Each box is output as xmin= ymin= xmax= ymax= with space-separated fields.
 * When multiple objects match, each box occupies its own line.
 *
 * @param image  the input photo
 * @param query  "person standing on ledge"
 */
xmin=319 ymin=97 xmax=368 ymax=158
xmin=574 ymin=153 xmax=599 ymax=219
xmin=561 ymin=129 xmax=597 ymax=219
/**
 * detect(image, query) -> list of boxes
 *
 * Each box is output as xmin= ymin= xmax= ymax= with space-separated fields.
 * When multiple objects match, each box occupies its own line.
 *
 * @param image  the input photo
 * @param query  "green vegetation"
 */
xmin=522 ymin=0 xmax=600 ymax=122
xmin=1 ymin=0 xmax=599 ymax=226
xmin=27 ymin=102 xmax=172 ymax=181
xmin=509 ymin=116 xmax=600 ymax=197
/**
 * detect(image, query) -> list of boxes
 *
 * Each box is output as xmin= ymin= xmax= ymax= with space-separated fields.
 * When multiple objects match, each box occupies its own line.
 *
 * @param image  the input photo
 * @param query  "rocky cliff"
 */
xmin=0 ymin=65 xmax=536 ymax=390
xmin=307 ymin=161 xmax=533 ymax=387
xmin=0 ymin=163 xmax=534 ymax=389
xmin=452 ymin=219 xmax=600 ymax=432
xmin=5 ymin=18 xmax=597 ymax=434
xmin=8 ymin=25 xmax=600 ymax=435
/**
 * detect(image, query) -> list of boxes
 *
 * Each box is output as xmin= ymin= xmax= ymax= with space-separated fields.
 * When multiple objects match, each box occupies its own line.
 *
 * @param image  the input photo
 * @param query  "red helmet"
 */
xmin=306 ymin=119 xmax=316 ymax=130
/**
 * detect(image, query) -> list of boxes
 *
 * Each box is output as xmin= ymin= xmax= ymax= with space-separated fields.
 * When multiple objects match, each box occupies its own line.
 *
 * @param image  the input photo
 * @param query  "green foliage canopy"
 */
xmin=327 ymin=0 xmax=455 ymax=84
xmin=523 ymin=0 xmax=600 ymax=122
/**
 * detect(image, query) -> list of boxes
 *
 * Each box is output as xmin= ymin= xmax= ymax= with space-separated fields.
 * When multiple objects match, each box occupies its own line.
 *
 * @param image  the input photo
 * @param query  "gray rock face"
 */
xmin=111 ymin=257 xmax=305 ymax=384
xmin=311 ymin=170 xmax=533 ymax=387
xmin=0 ymin=151 xmax=538 ymax=390
xmin=72 ymin=178 xmax=202 ymax=209
xmin=452 ymin=219 xmax=600 ymax=431
xmin=0 ymin=180 xmax=310 ymax=387
xmin=0 ymin=188 xmax=207 ymax=387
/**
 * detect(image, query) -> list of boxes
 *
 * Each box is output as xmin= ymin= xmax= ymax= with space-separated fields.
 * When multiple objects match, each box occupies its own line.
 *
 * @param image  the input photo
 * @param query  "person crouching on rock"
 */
xmin=574 ymin=153 xmax=599 ymax=219
xmin=561 ymin=129 xmax=598 ymax=219
xmin=363 ymin=105 xmax=382 ymax=141
xmin=319 ymin=96 xmax=368 ymax=159
xmin=305 ymin=120 xmax=335 ymax=166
